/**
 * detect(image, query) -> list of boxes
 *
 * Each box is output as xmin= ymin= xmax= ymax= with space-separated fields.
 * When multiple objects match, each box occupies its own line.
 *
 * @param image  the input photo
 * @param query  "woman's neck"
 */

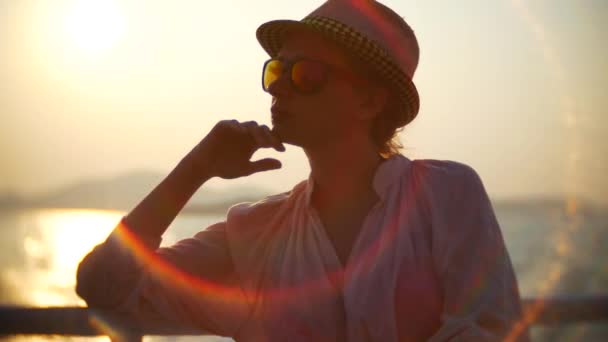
xmin=305 ymin=137 xmax=383 ymax=206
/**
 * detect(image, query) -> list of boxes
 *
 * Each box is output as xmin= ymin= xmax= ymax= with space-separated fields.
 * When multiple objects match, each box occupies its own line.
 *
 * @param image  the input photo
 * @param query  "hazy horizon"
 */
xmin=1 ymin=166 xmax=606 ymax=210
xmin=2 ymin=0 xmax=607 ymax=206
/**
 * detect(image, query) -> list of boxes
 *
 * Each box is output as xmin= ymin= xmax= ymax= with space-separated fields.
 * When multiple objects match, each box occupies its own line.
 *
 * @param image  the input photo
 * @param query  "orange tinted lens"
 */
xmin=263 ymin=59 xmax=283 ymax=91
xmin=292 ymin=60 xmax=326 ymax=92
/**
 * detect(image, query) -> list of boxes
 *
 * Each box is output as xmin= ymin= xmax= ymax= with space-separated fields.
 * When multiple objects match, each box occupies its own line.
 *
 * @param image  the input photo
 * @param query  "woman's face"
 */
xmin=267 ymin=29 xmax=372 ymax=150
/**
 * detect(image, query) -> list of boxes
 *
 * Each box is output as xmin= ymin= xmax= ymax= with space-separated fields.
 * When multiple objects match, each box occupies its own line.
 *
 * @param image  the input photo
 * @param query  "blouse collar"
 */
xmin=304 ymin=154 xmax=411 ymax=207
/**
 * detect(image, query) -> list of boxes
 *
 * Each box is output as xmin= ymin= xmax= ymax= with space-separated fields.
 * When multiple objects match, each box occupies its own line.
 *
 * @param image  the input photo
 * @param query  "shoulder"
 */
xmin=408 ymin=158 xmax=487 ymax=202
xmin=407 ymin=159 xmax=499 ymax=241
xmin=411 ymin=158 xmax=479 ymax=180
xmin=226 ymin=180 xmax=307 ymax=226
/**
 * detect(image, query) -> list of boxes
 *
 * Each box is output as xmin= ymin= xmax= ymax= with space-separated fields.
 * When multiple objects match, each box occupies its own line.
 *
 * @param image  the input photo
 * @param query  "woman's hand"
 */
xmin=186 ymin=120 xmax=286 ymax=180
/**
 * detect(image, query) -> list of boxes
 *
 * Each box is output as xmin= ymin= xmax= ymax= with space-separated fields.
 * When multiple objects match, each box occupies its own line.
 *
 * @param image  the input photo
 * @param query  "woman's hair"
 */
xmin=351 ymin=4 xmax=417 ymax=158
xmin=371 ymin=91 xmax=405 ymax=158
xmin=346 ymin=55 xmax=406 ymax=158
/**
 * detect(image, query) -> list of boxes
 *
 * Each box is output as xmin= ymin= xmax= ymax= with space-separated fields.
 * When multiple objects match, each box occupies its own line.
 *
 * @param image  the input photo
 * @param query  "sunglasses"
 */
xmin=261 ymin=57 xmax=365 ymax=94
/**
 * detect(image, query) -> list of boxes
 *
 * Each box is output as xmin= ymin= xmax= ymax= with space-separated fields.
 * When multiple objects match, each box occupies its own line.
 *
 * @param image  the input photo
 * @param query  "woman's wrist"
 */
xmin=123 ymin=155 xmax=212 ymax=238
xmin=178 ymin=152 xmax=214 ymax=188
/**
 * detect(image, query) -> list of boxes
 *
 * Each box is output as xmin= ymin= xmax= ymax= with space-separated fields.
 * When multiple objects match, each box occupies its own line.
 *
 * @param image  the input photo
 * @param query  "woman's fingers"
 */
xmin=190 ymin=119 xmax=284 ymax=180
xmin=242 ymin=121 xmax=285 ymax=152
xmin=245 ymin=158 xmax=282 ymax=176
xmin=262 ymin=125 xmax=286 ymax=152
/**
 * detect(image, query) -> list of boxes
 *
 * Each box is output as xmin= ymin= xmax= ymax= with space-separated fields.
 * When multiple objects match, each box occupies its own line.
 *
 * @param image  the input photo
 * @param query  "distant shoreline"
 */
xmin=1 ymin=196 xmax=605 ymax=217
xmin=0 ymin=202 xmax=241 ymax=216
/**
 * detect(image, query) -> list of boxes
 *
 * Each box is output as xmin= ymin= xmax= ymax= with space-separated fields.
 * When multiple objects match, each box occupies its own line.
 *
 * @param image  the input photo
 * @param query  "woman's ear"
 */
xmin=356 ymin=84 xmax=389 ymax=120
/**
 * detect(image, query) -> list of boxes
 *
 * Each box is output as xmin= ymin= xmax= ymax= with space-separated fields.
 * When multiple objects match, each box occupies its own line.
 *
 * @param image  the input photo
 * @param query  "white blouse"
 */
xmin=76 ymin=154 xmax=528 ymax=341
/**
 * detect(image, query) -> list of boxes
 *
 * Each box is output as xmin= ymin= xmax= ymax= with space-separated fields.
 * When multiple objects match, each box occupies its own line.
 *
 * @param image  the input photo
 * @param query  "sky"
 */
xmin=1 ymin=0 xmax=607 ymax=205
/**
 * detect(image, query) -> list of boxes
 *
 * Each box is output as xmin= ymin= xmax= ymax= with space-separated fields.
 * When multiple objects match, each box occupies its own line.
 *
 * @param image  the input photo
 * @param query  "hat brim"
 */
xmin=256 ymin=17 xmax=420 ymax=126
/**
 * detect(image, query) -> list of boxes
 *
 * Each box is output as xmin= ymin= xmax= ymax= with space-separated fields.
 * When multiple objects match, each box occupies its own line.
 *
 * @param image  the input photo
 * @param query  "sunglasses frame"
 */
xmin=261 ymin=57 xmax=367 ymax=94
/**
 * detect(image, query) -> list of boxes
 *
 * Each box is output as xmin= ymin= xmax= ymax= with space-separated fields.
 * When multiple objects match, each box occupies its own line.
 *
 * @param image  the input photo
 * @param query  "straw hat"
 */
xmin=256 ymin=0 xmax=420 ymax=126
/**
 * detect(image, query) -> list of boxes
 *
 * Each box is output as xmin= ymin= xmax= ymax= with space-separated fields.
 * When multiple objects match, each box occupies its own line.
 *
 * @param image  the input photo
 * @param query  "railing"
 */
xmin=1 ymin=295 xmax=608 ymax=341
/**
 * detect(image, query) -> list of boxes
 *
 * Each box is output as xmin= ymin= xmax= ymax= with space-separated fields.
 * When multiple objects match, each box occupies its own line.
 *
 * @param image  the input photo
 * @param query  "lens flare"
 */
xmin=505 ymin=2 xmax=585 ymax=339
xmin=113 ymin=221 xmax=250 ymax=308
xmin=88 ymin=313 xmax=131 ymax=341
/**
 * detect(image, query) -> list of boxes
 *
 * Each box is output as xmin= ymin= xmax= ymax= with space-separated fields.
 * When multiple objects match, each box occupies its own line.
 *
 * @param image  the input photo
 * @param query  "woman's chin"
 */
xmin=271 ymin=123 xmax=289 ymax=140
xmin=271 ymin=126 xmax=301 ymax=147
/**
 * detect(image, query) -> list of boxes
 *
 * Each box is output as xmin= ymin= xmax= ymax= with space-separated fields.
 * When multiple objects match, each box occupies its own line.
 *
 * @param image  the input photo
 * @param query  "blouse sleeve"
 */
xmin=422 ymin=162 xmax=529 ymax=341
xmin=76 ymin=220 xmax=250 ymax=337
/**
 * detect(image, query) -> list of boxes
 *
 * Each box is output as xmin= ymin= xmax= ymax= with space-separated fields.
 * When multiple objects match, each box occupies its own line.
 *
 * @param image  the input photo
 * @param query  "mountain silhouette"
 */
xmin=1 ymin=170 xmax=273 ymax=213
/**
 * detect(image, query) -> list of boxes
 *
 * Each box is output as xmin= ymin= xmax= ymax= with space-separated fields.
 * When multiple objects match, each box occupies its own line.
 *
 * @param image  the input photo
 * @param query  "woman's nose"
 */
xmin=267 ymin=69 xmax=291 ymax=97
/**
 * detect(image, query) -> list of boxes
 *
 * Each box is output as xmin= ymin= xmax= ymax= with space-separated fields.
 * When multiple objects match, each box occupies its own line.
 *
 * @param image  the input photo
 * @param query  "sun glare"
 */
xmin=62 ymin=0 xmax=126 ymax=58
xmin=37 ymin=209 xmax=121 ymax=289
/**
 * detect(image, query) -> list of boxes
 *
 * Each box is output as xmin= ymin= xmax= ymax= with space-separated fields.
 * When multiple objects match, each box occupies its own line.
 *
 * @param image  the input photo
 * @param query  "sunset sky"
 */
xmin=1 ymin=0 xmax=607 ymax=205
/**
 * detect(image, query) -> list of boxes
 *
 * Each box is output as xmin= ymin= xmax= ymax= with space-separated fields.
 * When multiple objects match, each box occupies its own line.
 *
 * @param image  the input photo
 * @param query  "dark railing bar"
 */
xmin=1 ymin=295 xmax=607 ymax=339
xmin=0 ymin=306 xmax=207 ymax=337
xmin=523 ymin=295 xmax=608 ymax=324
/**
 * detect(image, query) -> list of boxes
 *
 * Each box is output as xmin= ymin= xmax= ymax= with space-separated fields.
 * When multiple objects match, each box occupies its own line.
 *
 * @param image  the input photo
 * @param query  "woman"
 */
xmin=76 ymin=0 xmax=528 ymax=341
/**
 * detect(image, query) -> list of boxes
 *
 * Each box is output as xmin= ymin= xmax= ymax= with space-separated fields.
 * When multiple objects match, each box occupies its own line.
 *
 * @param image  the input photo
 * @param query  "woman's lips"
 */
xmin=271 ymin=107 xmax=289 ymax=124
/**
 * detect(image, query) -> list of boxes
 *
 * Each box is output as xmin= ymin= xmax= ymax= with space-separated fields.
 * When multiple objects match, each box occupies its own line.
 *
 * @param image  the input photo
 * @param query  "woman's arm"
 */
xmin=75 ymin=120 xmax=284 ymax=336
xmin=123 ymin=119 xmax=285 ymax=239
xmin=76 ymin=221 xmax=249 ymax=336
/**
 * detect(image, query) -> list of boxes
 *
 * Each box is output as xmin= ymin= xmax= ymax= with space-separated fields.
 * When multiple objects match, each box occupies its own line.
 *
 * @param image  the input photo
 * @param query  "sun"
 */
xmin=62 ymin=0 xmax=126 ymax=58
